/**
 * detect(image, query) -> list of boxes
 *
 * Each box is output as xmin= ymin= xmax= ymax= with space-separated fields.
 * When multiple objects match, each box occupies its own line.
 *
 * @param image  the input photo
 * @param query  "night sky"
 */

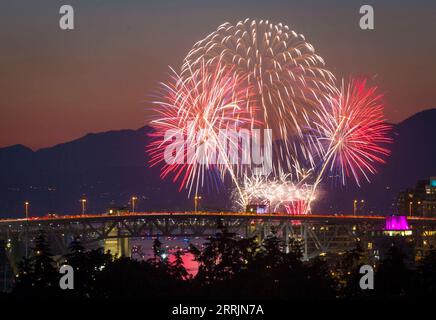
xmin=1 ymin=0 xmax=435 ymax=149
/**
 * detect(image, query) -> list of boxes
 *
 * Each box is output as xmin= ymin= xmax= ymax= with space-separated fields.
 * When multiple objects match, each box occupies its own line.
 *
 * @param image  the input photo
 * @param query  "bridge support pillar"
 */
xmin=104 ymin=227 xmax=130 ymax=258
xmin=302 ymin=224 xmax=308 ymax=261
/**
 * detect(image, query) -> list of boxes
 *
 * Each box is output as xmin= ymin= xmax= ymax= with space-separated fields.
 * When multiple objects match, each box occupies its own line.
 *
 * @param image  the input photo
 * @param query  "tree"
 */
xmin=169 ymin=249 xmax=190 ymax=281
xmin=415 ymin=248 xmax=436 ymax=297
xmin=257 ymin=230 xmax=285 ymax=268
xmin=375 ymin=244 xmax=412 ymax=298
xmin=337 ymin=241 xmax=368 ymax=298
xmin=62 ymin=237 xmax=112 ymax=297
xmin=14 ymin=257 xmax=33 ymax=293
xmin=190 ymin=223 xmax=258 ymax=284
xmin=14 ymin=230 xmax=58 ymax=296
xmin=147 ymin=237 xmax=164 ymax=268
xmin=27 ymin=230 xmax=58 ymax=290
xmin=237 ymin=233 xmax=308 ymax=299
xmin=93 ymin=257 xmax=178 ymax=299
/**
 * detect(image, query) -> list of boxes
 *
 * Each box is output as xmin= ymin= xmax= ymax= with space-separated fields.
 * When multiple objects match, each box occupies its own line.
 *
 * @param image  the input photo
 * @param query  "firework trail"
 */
xmin=183 ymin=18 xmax=337 ymax=177
xmin=148 ymin=59 xmax=257 ymax=198
xmin=310 ymin=78 xmax=392 ymax=193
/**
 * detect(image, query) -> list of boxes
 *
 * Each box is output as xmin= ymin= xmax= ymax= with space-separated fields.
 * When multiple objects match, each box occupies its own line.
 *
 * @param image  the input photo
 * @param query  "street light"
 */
xmin=24 ymin=201 xmax=29 ymax=219
xmin=131 ymin=196 xmax=138 ymax=213
xmin=194 ymin=194 xmax=202 ymax=213
xmin=80 ymin=198 xmax=87 ymax=215
xmin=353 ymin=200 xmax=358 ymax=216
xmin=409 ymin=201 xmax=413 ymax=216
xmin=24 ymin=201 xmax=29 ymax=259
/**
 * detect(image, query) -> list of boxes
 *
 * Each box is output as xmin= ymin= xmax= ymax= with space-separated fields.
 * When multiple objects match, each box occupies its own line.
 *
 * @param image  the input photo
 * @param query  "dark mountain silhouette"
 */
xmin=0 ymin=127 xmax=233 ymax=217
xmin=0 ymin=109 xmax=435 ymax=218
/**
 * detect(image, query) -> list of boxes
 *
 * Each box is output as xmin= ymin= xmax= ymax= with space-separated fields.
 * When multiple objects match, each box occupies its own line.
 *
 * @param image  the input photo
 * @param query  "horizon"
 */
xmin=3 ymin=107 xmax=435 ymax=151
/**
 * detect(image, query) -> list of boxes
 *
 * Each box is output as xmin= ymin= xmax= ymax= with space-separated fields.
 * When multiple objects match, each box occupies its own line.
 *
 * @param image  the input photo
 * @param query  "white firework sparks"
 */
xmin=183 ymin=18 xmax=337 ymax=176
xmin=240 ymin=173 xmax=315 ymax=214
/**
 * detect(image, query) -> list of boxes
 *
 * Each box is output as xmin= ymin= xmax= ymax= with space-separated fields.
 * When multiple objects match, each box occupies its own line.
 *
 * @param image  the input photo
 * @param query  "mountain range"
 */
xmin=0 ymin=109 xmax=435 ymax=218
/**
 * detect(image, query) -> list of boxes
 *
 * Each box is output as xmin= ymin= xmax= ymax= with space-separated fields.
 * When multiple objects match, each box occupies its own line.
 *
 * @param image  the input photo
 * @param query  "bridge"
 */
xmin=1 ymin=212 xmax=436 ymax=272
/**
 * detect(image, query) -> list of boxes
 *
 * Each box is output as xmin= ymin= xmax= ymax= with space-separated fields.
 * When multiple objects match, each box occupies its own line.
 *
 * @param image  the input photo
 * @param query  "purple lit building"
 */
xmin=385 ymin=215 xmax=409 ymax=231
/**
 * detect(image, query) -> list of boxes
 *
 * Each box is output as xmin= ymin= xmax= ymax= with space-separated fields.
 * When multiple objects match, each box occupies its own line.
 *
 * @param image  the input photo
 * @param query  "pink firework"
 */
xmin=311 ymin=78 xmax=392 ymax=187
xmin=148 ymin=60 xmax=256 ymax=195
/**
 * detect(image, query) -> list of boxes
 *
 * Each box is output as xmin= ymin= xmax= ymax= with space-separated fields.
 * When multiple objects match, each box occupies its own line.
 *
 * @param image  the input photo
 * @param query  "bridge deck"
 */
xmin=1 ymin=212 xmax=436 ymax=226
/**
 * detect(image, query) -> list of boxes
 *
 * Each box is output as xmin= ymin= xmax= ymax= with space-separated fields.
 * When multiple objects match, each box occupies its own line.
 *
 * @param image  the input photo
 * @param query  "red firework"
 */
xmin=311 ymin=78 xmax=392 ymax=186
xmin=148 ymin=60 xmax=256 ymax=195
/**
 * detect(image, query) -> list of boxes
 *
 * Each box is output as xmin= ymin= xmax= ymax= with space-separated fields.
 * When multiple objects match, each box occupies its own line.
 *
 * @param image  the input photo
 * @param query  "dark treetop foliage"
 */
xmin=6 ymin=227 xmax=436 ymax=300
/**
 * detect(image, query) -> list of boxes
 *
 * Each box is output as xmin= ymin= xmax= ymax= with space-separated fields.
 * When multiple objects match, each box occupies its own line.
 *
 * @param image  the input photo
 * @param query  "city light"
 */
xmin=131 ymin=196 xmax=138 ymax=213
xmin=24 ymin=201 xmax=29 ymax=219
xmin=80 ymin=198 xmax=87 ymax=215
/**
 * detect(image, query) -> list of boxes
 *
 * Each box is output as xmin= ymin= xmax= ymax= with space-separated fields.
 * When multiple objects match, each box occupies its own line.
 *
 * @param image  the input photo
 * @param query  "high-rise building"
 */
xmin=397 ymin=177 xmax=436 ymax=217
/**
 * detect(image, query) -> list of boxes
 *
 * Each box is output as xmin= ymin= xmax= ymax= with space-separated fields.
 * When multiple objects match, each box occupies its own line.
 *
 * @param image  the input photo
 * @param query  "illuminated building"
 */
xmin=106 ymin=206 xmax=129 ymax=215
xmin=104 ymin=225 xmax=130 ymax=258
xmin=397 ymin=176 xmax=436 ymax=217
xmin=384 ymin=215 xmax=412 ymax=236
xmin=246 ymin=204 xmax=268 ymax=214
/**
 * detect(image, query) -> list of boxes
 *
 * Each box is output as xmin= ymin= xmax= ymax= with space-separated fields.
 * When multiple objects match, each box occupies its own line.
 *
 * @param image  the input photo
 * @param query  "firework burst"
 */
xmin=148 ymin=59 xmax=257 ymax=196
xmin=241 ymin=173 xmax=315 ymax=214
xmin=148 ymin=19 xmax=392 ymax=214
xmin=183 ymin=18 xmax=337 ymax=176
xmin=311 ymin=78 xmax=392 ymax=187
